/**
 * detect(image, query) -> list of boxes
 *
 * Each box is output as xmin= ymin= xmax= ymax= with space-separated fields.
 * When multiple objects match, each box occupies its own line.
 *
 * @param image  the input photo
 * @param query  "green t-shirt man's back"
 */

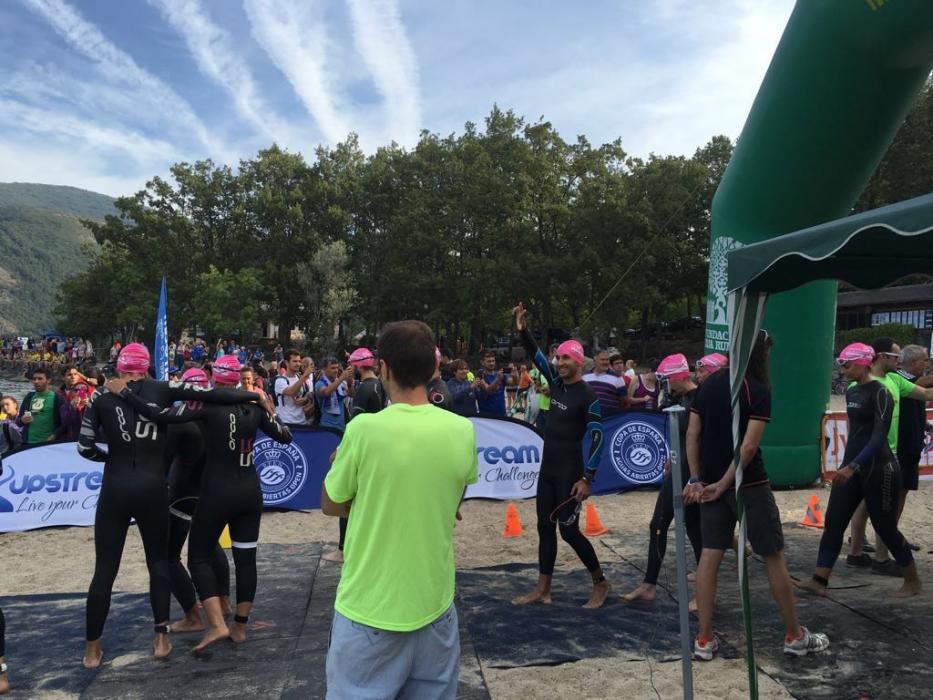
xmin=324 ymin=402 xmax=478 ymax=631
xmin=26 ymin=390 xmax=57 ymax=444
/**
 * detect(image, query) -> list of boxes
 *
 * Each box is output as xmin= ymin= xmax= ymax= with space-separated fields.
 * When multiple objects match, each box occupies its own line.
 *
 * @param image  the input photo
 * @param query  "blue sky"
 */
xmin=0 ymin=0 xmax=795 ymax=196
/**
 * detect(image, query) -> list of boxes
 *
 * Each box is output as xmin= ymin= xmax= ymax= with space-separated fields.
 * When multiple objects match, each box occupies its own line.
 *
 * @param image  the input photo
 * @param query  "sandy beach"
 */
xmin=5 ymin=481 xmax=932 ymax=699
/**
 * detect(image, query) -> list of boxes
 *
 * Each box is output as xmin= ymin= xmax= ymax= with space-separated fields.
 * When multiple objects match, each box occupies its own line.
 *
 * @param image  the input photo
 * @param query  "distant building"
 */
xmin=837 ymin=283 xmax=933 ymax=344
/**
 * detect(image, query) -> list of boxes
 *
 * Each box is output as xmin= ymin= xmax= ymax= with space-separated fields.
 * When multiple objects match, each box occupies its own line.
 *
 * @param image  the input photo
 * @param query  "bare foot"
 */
xmin=153 ymin=633 xmax=172 ymax=660
xmin=621 ymin=583 xmax=657 ymax=603
xmin=688 ymin=597 xmax=698 ymax=614
xmin=322 ymin=550 xmax=344 ymax=564
xmin=170 ymin=612 xmax=205 ymax=633
xmin=687 ymin=572 xmax=697 ymax=583
xmin=583 ymin=580 xmax=611 ymax=609
xmin=83 ymin=641 xmax=103 ymax=669
xmin=192 ymin=625 xmax=230 ymax=653
xmin=230 ymin=621 xmax=247 ymax=644
xmin=511 ymin=589 xmax=552 ymax=606
xmin=794 ymin=578 xmax=827 ymax=596
xmin=894 ymin=579 xmax=921 ymax=598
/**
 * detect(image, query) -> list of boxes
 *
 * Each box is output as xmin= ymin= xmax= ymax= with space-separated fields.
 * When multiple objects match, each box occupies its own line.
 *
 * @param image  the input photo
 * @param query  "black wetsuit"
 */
xmin=427 ymin=376 xmax=453 ymax=411
xmin=644 ymin=389 xmax=702 ymax=585
xmin=349 ymin=377 xmax=386 ymax=418
xmin=520 ymin=329 xmax=604 ymax=576
xmin=78 ymin=380 xmax=253 ymax=640
xmin=817 ymin=380 xmax=913 ymax=569
xmin=123 ymin=391 xmax=292 ymax=604
xmin=164 ymin=413 xmax=229 ymax=613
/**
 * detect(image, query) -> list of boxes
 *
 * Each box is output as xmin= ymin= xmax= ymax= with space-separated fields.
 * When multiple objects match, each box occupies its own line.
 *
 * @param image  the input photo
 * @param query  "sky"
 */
xmin=0 ymin=0 xmax=795 ymax=196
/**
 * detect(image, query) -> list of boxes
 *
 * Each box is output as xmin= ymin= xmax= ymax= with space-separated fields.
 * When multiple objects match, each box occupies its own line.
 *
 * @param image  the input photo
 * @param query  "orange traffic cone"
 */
xmin=502 ymin=503 xmax=524 ymax=538
xmin=584 ymin=502 xmax=609 ymax=537
xmin=799 ymin=494 xmax=824 ymax=529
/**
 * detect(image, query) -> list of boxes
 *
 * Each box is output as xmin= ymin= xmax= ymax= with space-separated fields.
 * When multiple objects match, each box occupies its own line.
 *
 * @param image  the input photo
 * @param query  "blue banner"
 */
xmin=253 ymin=425 xmax=342 ymax=509
xmin=586 ymin=410 xmax=670 ymax=494
xmin=154 ymin=277 xmax=169 ymax=381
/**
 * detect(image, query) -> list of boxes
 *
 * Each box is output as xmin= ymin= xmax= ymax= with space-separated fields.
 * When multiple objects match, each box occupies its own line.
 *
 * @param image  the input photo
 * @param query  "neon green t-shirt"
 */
xmin=849 ymin=372 xmax=917 ymax=451
xmin=324 ymin=402 xmax=478 ymax=631
xmin=529 ymin=368 xmax=550 ymax=411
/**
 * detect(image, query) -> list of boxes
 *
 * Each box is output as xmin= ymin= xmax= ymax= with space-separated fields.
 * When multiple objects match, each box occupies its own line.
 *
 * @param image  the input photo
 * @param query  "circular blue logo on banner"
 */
xmin=254 ymin=437 xmax=308 ymax=506
xmin=609 ymin=421 xmax=669 ymax=483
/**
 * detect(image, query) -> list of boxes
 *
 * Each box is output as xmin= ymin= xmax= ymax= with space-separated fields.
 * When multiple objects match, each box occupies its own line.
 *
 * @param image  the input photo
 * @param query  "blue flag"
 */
xmin=155 ymin=277 xmax=169 ymax=381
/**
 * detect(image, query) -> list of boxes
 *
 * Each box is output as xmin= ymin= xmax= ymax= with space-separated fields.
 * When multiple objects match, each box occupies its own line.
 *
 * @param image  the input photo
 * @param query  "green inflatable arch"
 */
xmin=706 ymin=0 xmax=933 ymax=486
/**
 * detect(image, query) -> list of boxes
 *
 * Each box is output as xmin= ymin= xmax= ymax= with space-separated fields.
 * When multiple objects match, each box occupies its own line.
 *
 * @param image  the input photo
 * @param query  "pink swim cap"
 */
xmin=116 ymin=343 xmax=150 ymax=374
xmin=837 ymin=342 xmax=874 ymax=367
xmin=213 ymin=354 xmax=242 ymax=385
xmin=657 ymin=353 xmax=690 ymax=381
xmin=348 ymin=347 xmax=376 ymax=368
xmin=556 ymin=340 xmax=585 ymax=366
xmin=181 ymin=367 xmax=209 ymax=386
xmin=696 ymin=353 xmax=728 ymax=372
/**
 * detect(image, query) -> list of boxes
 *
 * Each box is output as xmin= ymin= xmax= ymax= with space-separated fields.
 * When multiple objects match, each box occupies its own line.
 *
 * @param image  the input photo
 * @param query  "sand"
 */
xmin=4 ymin=484 xmax=933 ymax=699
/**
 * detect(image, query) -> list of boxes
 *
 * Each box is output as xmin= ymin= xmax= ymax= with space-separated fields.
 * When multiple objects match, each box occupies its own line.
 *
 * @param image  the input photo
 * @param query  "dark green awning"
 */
xmin=727 ymin=192 xmax=933 ymax=295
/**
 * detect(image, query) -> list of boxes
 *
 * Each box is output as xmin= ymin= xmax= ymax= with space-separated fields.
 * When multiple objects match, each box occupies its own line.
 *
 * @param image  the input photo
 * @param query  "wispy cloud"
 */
xmin=345 ymin=0 xmax=421 ymax=146
xmin=148 ymin=0 xmax=294 ymax=146
xmin=19 ymin=0 xmax=229 ymax=159
xmin=0 ymin=98 xmax=183 ymax=163
xmin=243 ymin=0 xmax=352 ymax=146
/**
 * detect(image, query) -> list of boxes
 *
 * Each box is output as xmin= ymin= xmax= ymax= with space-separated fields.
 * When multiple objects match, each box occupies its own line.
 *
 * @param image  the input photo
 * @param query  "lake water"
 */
xmin=0 ymin=378 xmax=29 ymax=403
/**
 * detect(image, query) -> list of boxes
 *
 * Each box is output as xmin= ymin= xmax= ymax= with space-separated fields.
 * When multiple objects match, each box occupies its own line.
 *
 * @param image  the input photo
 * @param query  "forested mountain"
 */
xmin=0 ymin=183 xmax=114 ymax=334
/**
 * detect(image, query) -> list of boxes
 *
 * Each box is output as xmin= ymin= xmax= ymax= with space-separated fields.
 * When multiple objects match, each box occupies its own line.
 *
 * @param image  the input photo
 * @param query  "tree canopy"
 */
xmin=56 ymin=107 xmax=733 ymax=352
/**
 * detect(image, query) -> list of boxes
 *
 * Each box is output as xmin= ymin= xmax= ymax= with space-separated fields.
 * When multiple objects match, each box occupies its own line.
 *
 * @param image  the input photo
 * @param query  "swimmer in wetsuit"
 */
xmin=163 ymin=367 xmax=232 ymax=633
xmin=113 ymin=354 xmax=293 ymax=652
xmin=510 ymin=303 xmax=609 ymax=609
xmin=79 ymin=343 xmax=257 ymax=668
xmin=797 ymin=342 xmax=921 ymax=599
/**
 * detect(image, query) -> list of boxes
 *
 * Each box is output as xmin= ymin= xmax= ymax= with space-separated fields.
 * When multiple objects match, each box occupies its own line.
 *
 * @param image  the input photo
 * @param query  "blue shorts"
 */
xmin=326 ymin=604 xmax=460 ymax=700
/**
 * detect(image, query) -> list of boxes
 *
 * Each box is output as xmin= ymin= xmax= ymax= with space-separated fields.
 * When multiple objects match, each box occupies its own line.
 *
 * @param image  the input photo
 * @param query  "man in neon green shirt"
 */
xmin=322 ymin=320 xmax=478 ymax=699
xmin=847 ymin=338 xmax=933 ymax=573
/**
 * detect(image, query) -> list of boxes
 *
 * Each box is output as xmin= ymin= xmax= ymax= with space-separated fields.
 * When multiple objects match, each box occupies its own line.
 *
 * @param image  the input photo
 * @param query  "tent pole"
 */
xmin=665 ymin=404 xmax=694 ymax=700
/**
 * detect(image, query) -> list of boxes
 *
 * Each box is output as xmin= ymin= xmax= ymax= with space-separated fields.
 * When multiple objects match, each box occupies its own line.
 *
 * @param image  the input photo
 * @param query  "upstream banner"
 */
xmin=0 ymin=413 xmax=669 ymax=532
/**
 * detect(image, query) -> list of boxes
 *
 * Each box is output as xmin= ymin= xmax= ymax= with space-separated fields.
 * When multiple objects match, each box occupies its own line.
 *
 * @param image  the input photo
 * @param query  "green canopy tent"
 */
xmin=722 ymin=191 xmax=933 ymax=697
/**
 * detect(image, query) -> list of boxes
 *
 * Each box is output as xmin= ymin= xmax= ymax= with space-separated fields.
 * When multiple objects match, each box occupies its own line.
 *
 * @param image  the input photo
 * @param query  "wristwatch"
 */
xmin=687 ymin=476 xmax=701 ymax=485
xmin=581 ymin=471 xmax=596 ymax=485
xmin=0 ymin=662 xmax=7 ymax=674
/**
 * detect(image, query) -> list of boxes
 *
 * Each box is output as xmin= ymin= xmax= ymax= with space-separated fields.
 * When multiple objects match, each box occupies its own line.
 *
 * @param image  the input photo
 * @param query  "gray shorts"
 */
xmin=326 ymin=604 xmax=460 ymax=700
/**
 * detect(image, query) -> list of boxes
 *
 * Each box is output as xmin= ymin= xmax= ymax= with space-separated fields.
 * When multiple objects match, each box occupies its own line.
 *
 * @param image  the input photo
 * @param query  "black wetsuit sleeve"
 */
xmin=519 ymin=328 xmax=557 ymax=388
xmin=165 ymin=382 xmax=258 ymax=404
xmin=119 ymin=388 xmax=205 ymax=424
xmin=77 ymin=396 xmax=107 ymax=462
xmin=850 ymin=384 xmax=893 ymax=472
xmin=585 ymin=395 xmax=604 ymax=480
xmin=260 ymin=411 xmax=293 ymax=444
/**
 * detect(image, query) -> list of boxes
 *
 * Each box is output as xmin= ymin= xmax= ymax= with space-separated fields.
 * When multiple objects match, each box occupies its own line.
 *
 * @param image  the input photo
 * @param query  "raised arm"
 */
xmin=165 ymin=381 xmax=258 ymax=404
xmin=514 ymin=303 xmax=556 ymax=387
xmin=77 ymin=396 xmax=107 ymax=462
xmin=119 ymin=388 xmax=205 ymax=425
